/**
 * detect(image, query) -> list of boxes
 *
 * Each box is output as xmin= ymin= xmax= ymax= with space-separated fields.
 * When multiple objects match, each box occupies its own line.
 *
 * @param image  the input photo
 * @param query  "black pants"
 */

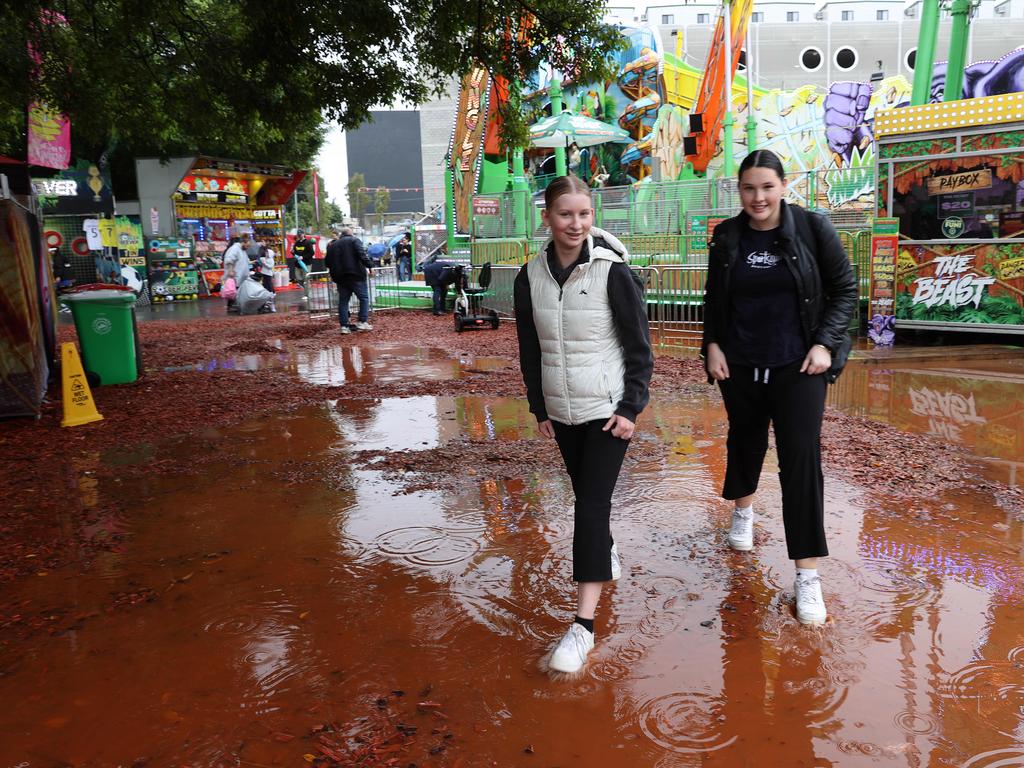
xmin=718 ymin=361 xmax=828 ymax=561
xmin=552 ymin=418 xmax=630 ymax=582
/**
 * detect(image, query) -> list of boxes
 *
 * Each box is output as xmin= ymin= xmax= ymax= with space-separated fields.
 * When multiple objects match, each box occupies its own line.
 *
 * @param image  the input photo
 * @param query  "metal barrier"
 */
xmin=654 ymin=266 xmax=708 ymax=349
xmin=305 ymin=267 xmax=401 ymax=320
xmin=485 ymin=265 xmax=520 ymax=318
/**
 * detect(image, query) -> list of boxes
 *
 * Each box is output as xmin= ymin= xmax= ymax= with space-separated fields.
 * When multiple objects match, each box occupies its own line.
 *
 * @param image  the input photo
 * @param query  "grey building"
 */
xmin=345 ymin=110 xmax=425 ymax=214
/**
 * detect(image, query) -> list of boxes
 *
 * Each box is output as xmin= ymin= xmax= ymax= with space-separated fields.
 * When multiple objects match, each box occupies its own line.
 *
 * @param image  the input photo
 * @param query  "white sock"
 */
xmin=734 ymin=505 xmax=753 ymax=516
xmin=796 ymin=567 xmax=818 ymax=581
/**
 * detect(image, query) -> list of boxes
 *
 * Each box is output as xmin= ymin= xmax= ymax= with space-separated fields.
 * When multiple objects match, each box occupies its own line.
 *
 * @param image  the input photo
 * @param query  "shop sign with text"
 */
xmin=926 ymin=169 xmax=992 ymax=196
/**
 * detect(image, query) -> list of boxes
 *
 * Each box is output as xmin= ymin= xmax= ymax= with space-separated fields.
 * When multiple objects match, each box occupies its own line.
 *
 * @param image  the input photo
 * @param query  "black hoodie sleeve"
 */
xmin=513 ymin=264 xmax=548 ymax=422
xmin=607 ymin=262 xmax=654 ymax=422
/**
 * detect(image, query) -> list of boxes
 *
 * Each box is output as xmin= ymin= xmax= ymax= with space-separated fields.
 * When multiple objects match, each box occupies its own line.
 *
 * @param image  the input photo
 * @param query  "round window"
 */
xmin=835 ymin=47 xmax=858 ymax=71
xmin=800 ymin=47 xmax=823 ymax=72
xmin=905 ymin=48 xmax=917 ymax=71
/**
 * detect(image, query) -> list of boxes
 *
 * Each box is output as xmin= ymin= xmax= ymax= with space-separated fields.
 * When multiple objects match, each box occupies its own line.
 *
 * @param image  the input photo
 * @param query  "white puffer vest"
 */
xmin=527 ymin=227 xmax=629 ymax=425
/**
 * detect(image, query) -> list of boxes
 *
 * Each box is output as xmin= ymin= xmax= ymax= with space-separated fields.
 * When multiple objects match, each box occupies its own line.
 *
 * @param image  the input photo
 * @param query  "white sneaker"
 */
xmin=355 ymin=321 xmax=373 ymax=331
xmin=727 ymin=507 xmax=754 ymax=551
xmin=610 ymin=543 xmax=621 ymax=581
xmin=340 ymin=326 xmax=352 ymax=334
xmin=795 ymin=574 xmax=828 ymax=626
xmin=548 ymin=623 xmax=595 ymax=674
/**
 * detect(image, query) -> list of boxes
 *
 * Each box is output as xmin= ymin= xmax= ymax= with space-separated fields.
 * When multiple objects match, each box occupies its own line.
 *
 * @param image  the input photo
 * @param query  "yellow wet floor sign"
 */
xmin=60 ymin=342 xmax=104 ymax=427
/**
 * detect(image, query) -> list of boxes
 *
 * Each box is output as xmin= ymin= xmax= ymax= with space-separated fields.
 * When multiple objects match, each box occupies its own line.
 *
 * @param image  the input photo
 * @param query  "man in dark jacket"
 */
xmin=325 ymin=227 xmax=373 ymax=333
xmin=422 ymin=258 xmax=459 ymax=315
xmin=291 ymin=230 xmax=316 ymax=285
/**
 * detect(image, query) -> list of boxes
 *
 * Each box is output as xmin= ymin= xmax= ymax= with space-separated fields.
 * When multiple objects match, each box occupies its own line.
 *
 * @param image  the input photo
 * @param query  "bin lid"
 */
xmin=60 ymin=289 xmax=137 ymax=303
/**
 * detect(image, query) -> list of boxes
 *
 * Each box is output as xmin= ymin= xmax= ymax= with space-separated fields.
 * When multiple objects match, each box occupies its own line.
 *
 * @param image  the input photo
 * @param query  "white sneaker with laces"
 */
xmin=548 ymin=623 xmax=595 ymax=674
xmin=795 ymin=574 xmax=828 ymax=626
xmin=727 ymin=507 xmax=754 ymax=551
xmin=340 ymin=326 xmax=352 ymax=334
xmin=355 ymin=321 xmax=373 ymax=331
xmin=610 ymin=543 xmax=622 ymax=581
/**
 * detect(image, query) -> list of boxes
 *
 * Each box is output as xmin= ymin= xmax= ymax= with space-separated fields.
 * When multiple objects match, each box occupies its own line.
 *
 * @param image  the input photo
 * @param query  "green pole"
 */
xmin=744 ymin=26 xmax=757 ymax=151
xmin=911 ymin=0 xmax=941 ymax=105
xmin=444 ymin=165 xmax=456 ymax=247
xmin=721 ymin=0 xmax=736 ymax=177
xmin=944 ymin=0 xmax=973 ymax=101
xmin=550 ymin=77 xmax=567 ymax=177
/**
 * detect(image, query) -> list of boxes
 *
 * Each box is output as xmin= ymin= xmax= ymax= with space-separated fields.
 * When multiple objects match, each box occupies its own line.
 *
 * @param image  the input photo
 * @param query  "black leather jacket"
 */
xmin=701 ymin=201 xmax=857 ymax=381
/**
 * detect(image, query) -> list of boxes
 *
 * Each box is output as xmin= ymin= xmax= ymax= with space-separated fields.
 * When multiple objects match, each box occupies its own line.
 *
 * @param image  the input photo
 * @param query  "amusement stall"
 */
xmin=135 ymin=156 xmax=306 ymax=301
xmin=872 ymin=92 xmax=1024 ymax=338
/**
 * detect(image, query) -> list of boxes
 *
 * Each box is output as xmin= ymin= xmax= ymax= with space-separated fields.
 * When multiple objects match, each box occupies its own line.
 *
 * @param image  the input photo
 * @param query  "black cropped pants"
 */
xmin=552 ymin=418 xmax=630 ymax=582
xmin=717 ymin=361 xmax=828 ymax=561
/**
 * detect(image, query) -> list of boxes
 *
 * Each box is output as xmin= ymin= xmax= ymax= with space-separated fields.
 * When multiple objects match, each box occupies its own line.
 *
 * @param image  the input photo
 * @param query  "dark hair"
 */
xmin=543 ymin=174 xmax=591 ymax=209
xmin=738 ymin=149 xmax=786 ymax=182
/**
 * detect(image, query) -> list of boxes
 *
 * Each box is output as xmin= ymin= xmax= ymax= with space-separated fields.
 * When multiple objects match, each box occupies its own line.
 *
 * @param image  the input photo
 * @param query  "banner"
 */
xmin=313 ymin=171 xmax=320 ymax=225
xmin=27 ymin=102 xmax=70 ymax=170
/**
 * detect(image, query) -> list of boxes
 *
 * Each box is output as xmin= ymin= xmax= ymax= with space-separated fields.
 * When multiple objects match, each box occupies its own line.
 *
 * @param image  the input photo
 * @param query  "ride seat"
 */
xmin=463 ymin=262 xmax=492 ymax=295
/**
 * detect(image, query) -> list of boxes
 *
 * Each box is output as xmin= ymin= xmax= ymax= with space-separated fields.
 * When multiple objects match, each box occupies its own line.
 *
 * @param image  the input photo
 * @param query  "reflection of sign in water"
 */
xmin=926 ymin=169 xmax=992 ymax=196
xmin=912 ymin=254 xmax=995 ymax=309
xmin=908 ymin=385 xmax=985 ymax=441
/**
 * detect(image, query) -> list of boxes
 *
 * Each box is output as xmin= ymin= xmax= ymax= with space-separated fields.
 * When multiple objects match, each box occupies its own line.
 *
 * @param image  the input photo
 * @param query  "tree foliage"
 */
xmin=293 ymin=172 xmax=345 ymax=234
xmin=0 ymin=0 xmax=622 ymax=190
xmin=373 ymin=187 xmax=391 ymax=216
xmin=347 ymin=173 xmax=370 ymax=220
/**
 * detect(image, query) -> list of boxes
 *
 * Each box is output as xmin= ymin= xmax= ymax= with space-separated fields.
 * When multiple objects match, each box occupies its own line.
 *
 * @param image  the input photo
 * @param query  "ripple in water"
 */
xmin=944 ymin=657 xmax=1024 ymax=738
xmin=374 ymin=526 xmax=481 ymax=567
xmin=637 ymin=692 xmax=737 ymax=754
xmin=590 ymin=658 xmax=631 ymax=682
xmin=893 ymin=710 xmax=936 ymax=735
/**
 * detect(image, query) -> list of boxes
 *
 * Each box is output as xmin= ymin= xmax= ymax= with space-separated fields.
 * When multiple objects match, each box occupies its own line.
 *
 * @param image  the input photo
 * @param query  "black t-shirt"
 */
xmin=725 ymin=225 xmax=805 ymax=368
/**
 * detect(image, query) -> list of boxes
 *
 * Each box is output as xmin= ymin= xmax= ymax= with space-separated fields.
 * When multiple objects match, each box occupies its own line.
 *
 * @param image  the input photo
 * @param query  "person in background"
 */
xmin=325 ymin=226 xmax=374 ymax=334
xmin=244 ymin=233 xmax=262 ymax=268
xmin=222 ymin=235 xmax=250 ymax=312
xmin=256 ymin=243 xmax=277 ymax=296
xmin=291 ymin=230 xmax=315 ymax=285
xmin=514 ymin=174 xmax=653 ymax=675
xmin=51 ymin=246 xmax=75 ymax=292
xmin=701 ymin=148 xmax=857 ymax=627
xmin=422 ymin=257 xmax=458 ymax=315
xmin=395 ymin=233 xmax=413 ymax=282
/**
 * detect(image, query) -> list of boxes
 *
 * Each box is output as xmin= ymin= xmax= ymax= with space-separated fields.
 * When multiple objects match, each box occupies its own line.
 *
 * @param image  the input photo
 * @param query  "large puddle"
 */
xmin=3 ymin=348 xmax=1024 ymax=766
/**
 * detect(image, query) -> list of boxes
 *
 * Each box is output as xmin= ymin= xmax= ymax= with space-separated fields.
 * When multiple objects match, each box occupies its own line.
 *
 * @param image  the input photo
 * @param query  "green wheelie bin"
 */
xmin=60 ymin=285 xmax=140 ymax=385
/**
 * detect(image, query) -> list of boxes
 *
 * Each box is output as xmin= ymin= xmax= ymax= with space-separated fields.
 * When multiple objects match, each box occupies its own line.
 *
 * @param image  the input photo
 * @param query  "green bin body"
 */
xmin=61 ymin=289 xmax=139 ymax=385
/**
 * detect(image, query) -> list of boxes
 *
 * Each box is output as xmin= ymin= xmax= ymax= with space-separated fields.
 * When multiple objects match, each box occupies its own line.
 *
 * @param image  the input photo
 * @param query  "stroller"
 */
xmin=452 ymin=262 xmax=499 ymax=332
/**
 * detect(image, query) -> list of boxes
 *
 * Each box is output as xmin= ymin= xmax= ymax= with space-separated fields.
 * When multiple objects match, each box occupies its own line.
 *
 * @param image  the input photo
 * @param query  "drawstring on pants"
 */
xmin=753 ymin=367 xmax=771 ymax=384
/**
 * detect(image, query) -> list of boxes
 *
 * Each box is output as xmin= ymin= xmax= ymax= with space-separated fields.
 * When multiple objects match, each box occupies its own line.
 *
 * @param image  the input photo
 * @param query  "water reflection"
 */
xmin=3 ymin=388 xmax=1024 ymax=766
xmin=830 ymin=362 xmax=1024 ymax=484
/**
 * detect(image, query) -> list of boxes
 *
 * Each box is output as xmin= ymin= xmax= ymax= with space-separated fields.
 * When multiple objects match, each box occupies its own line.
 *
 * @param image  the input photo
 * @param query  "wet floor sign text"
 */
xmin=60 ymin=342 xmax=104 ymax=427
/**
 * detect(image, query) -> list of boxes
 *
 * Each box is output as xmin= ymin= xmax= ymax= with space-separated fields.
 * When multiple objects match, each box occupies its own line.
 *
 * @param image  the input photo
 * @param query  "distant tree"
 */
xmin=373 ymin=187 xmax=392 ymax=232
xmin=347 ymin=173 xmax=370 ymax=222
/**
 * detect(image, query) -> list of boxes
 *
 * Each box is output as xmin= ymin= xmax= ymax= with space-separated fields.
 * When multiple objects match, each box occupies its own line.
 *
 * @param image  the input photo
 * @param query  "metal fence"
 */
xmin=305 ymin=267 xmax=402 ymax=320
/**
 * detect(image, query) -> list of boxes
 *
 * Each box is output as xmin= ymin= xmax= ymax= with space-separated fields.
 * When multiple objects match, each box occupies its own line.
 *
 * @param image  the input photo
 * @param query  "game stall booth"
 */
xmin=135 ymin=156 xmax=306 ymax=302
xmin=872 ymin=92 xmax=1024 ymax=341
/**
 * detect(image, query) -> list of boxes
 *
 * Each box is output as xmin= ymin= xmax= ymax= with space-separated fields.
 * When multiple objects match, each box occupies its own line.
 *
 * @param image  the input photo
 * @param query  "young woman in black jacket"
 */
xmin=702 ymin=149 xmax=857 ymax=626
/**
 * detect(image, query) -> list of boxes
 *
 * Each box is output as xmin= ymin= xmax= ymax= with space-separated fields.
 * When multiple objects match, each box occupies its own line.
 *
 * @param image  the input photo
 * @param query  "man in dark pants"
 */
xmin=325 ymin=227 xmax=373 ymax=334
xmin=395 ymin=234 xmax=413 ymax=282
xmin=422 ymin=259 xmax=458 ymax=315
xmin=291 ymin=230 xmax=315 ymax=285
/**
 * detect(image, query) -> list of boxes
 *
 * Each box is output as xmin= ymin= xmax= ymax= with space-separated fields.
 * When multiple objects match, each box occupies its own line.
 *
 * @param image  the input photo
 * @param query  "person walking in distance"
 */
xmin=514 ymin=175 xmax=653 ymax=674
xmin=701 ymin=149 xmax=856 ymax=626
xmin=325 ymin=226 xmax=373 ymax=334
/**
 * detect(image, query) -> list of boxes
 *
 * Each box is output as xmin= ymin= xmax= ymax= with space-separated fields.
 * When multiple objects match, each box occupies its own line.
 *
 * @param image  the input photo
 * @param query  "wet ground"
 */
xmin=3 ymin=320 xmax=1024 ymax=767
